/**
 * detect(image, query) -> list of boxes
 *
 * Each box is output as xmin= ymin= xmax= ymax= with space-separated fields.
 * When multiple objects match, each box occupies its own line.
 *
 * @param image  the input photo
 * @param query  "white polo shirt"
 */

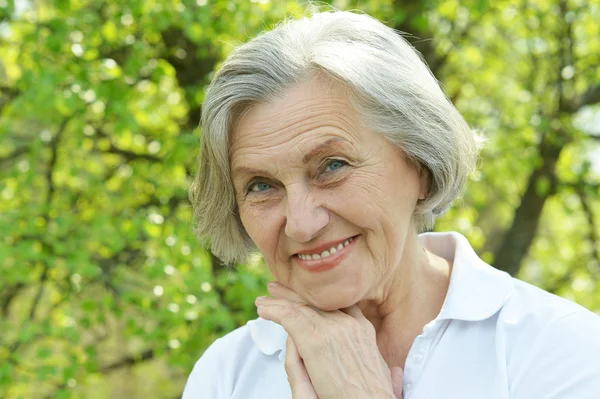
xmin=183 ymin=232 xmax=600 ymax=398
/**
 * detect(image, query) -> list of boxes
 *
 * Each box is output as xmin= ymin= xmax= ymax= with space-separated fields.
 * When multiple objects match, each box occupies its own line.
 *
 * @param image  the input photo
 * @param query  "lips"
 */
xmin=296 ymin=236 xmax=356 ymax=260
xmin=293 ymin=235 xmax=359 ymax=273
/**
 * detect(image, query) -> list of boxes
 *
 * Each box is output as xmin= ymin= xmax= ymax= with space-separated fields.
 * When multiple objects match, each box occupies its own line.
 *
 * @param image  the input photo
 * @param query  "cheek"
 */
xmin=334 ymin=169 xmax=412 ymax=223
xmin=331 ymin=167 xmax=417 ymax=265
xmin=239 ymin=204 xmax=286 ymax=269
xmin=241 ymin=207 xmax=274 ymax=247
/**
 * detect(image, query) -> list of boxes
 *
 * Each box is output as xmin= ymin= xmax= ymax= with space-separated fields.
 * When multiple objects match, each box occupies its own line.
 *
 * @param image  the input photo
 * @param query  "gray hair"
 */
xmin=190 ymin=10 xmax=481 ymax=265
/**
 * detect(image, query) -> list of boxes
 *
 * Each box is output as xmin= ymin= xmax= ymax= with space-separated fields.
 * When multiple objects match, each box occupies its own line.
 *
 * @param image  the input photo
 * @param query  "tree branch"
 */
xmin=99 ymin=348 xmax=157 ymax=373
xmin=391 ymin=0 xmax=480 ymax=79
xmin=43 ymin=346 xmax=163 ymax=399
xmin=523 ymin=0 xmax=544 ymax=97
xmin=574 ymin=184 xmax=600 ymax=276
xmin=546 ymin=182 xmax=600 ymax=293
xmin=95 ymin=128 xmax=161 ymax=162
xmin=0 ymin=85 xmax=19 ymax=98
xmin=558 ymin=6 xmax=600 ymax=113
xmin=0 ymin=282 xmax=24 ymax=317
xmin=580 ymin=85 xmax=600 ymax=107
xmin=563 ymin=84 xmax=600 ymax=113
xmin=557 ymin=0 xmax=572 ymax=114
xmin=95 ymin=246 xmax=144 ymax=299
xmin=0 ymin=84 xmax=19 ymax=113
xmin=159 ymin=27 xmax=218 ymax=130
xmin=105 ymin=143 xmax=161 ymax=162
xmin=0 ymin=146 xmax=28 ymax=169
xmin=27 ymin=117 xmax=70 ymax=322
xmin=41 ymin=328 xmax=111 ymax=399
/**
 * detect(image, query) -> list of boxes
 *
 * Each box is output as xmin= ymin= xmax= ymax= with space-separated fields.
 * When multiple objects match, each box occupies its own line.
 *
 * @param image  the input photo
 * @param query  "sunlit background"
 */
xmin=1 ymin=0 xmax=599 ymax=398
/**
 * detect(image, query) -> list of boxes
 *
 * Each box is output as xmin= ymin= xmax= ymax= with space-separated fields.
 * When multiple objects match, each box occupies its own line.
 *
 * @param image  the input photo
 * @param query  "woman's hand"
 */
xmin=256 ymin=282 xmax=404 ymax=399
xmin=284 ymin=335 xmax=319 ymax=399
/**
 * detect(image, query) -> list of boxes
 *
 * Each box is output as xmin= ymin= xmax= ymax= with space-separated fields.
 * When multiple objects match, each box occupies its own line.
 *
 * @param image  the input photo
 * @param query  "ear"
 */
xmin=418 ymin=166 xmax=429 ymax=200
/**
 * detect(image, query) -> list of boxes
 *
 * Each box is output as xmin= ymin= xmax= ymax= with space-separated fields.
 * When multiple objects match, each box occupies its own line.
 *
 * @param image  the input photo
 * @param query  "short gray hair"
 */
xmin=190 ymin=10 xmax=481 ymax=265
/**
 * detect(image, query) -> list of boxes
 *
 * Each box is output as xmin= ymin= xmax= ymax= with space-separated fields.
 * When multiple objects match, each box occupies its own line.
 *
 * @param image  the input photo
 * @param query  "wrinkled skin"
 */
xmin=257 ymin=283 xmax=404 ymax=399
xmin=231 ymin=76 xmax=451 ymax=398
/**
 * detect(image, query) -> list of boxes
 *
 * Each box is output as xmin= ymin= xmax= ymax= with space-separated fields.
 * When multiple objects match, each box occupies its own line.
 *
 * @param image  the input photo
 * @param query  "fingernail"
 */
xmin=255 ymin=296 xmax=267 ymax=304
xmin=268 ymin=281 xmax=279 ymax=289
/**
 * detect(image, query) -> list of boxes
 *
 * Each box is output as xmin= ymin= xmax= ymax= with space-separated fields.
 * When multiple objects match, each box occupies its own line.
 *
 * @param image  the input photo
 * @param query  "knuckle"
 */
xmin=291 ymin=301 xmax=307 ymax=312
xmin=281 ymin=306 xmax=296 ymax=320
xmin=286 ymin=302 xmax=305 ymax=318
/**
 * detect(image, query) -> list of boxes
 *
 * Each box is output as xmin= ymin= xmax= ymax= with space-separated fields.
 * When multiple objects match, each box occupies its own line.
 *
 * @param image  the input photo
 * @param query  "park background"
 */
xmin=1 ymin=0 xmax=599 ymax=398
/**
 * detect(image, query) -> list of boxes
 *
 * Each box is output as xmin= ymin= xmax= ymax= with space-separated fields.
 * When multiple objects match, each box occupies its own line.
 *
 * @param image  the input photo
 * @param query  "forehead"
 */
xmin=229 ymin=78 xmax=362 ymax=164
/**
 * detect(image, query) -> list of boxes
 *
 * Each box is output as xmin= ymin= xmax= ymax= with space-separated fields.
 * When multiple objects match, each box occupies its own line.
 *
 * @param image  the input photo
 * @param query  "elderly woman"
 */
xmin=182 ymin=11 xmax=600 ymax=399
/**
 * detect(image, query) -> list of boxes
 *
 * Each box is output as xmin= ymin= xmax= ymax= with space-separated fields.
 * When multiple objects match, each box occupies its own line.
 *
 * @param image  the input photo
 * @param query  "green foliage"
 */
xmin=0 ymin=0 xmax=599 ymax=398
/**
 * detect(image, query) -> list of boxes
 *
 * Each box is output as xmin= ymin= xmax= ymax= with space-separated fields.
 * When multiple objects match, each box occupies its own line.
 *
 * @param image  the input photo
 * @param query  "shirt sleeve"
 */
xmin=510 ymin=309 xmax=600 ymax=399
xmin=182 ymin=337 xmax=229 ymax=399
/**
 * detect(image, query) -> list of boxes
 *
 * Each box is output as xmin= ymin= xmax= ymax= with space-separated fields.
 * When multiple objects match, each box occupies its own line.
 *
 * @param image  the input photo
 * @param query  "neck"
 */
xmin=357 ymin=231 xmax=452 ymax=368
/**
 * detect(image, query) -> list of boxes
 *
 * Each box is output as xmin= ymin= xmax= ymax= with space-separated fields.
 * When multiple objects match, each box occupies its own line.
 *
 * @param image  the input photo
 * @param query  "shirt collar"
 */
xmin=419 ymin=232 xmax=514 ymax=321
xmin=247 ymin=317 xmax=288 ymax=360
xmin=248 ymin=231 xmax=514 ymax=357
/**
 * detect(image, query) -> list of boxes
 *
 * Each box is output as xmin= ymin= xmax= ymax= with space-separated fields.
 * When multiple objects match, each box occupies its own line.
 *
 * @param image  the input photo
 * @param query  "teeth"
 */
xmin=298 ymin=237 xmax=355 ymax=261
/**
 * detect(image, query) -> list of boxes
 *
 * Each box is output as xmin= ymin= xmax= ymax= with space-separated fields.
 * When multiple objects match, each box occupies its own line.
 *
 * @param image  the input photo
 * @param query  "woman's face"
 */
xmin=230 ymin=78 xmax=427 ymax=311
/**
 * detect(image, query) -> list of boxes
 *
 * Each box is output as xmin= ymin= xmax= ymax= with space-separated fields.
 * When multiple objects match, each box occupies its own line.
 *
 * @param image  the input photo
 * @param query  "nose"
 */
xmin=284 ymin=186 xmax=329 ymax=243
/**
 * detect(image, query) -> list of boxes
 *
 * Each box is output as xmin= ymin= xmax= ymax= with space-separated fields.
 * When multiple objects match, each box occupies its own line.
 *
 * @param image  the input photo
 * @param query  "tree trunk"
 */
xmin=492 ymin=139 xmax=563 ymax=275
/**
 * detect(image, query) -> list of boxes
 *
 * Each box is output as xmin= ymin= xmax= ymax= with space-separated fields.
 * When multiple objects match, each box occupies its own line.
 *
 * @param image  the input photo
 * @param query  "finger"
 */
xmin=255 ymin=296 xmax=306 ymax=308
xmin=390 ymin=366 xmax=404 ymax=399
xmin=256 ymin=300 xmax=320 ymax=338
xmin=340 ymin=303 xmax=365 ymax=319
xmin=285 ymin=336 xmax=319 ymax=399
xmin=340 ymin=303 xmax=372 ymax=329
xmin=267 ymin=281 xmax=305 ymax=302
xmin=267 ymin=283 xmax=338 ymax=319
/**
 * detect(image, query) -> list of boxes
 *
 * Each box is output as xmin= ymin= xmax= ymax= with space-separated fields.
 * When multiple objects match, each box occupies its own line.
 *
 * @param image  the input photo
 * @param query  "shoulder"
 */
xmin=502 ymin=277 xmax=598 ymax=324
xmin=500 ymin=276 xmax=600 ymax=336
xmin=499 ymin=277 xmax=600 ymax=350
xmin=182 ymin=317 xmax=287 ymax=399
xmin=182 ymin=323 xmax=255 ymax=399
xmin=499 ymin=278 xmax=600 ymax=398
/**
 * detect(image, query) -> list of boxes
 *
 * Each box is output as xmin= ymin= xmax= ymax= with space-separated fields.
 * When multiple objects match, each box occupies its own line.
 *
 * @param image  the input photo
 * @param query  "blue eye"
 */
xmin=324 ymin=159 xmax=347 ymax=173
xmin=248 ymin=181 xmax=272 ymax=193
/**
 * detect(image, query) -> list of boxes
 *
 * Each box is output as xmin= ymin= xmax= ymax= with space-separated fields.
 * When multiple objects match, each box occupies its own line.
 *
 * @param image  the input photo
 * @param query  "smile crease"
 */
xmin=296 ymin=237 xmax=355 ymax=261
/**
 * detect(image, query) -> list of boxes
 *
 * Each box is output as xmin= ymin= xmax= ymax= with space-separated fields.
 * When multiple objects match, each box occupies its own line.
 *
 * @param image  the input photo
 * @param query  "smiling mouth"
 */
xmin=293 ymin=235 xmax=359 ymax=273
xmin=294 ymin=235 xmax=358 ymax=261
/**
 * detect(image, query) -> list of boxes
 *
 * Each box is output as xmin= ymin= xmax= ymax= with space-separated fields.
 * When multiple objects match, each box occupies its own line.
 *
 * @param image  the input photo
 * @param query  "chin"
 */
xmin=311 ymin=301 xmax=344 ymax=312
xmin=305 ymin=290 xmax=362 ymax=312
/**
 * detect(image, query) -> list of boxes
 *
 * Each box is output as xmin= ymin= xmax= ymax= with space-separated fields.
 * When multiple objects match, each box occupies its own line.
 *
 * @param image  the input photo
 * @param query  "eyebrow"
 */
xmin=232 ymin=137 xmax=348 ymax=178
xmin=302 ymin=137 xmax=346 ymax=163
